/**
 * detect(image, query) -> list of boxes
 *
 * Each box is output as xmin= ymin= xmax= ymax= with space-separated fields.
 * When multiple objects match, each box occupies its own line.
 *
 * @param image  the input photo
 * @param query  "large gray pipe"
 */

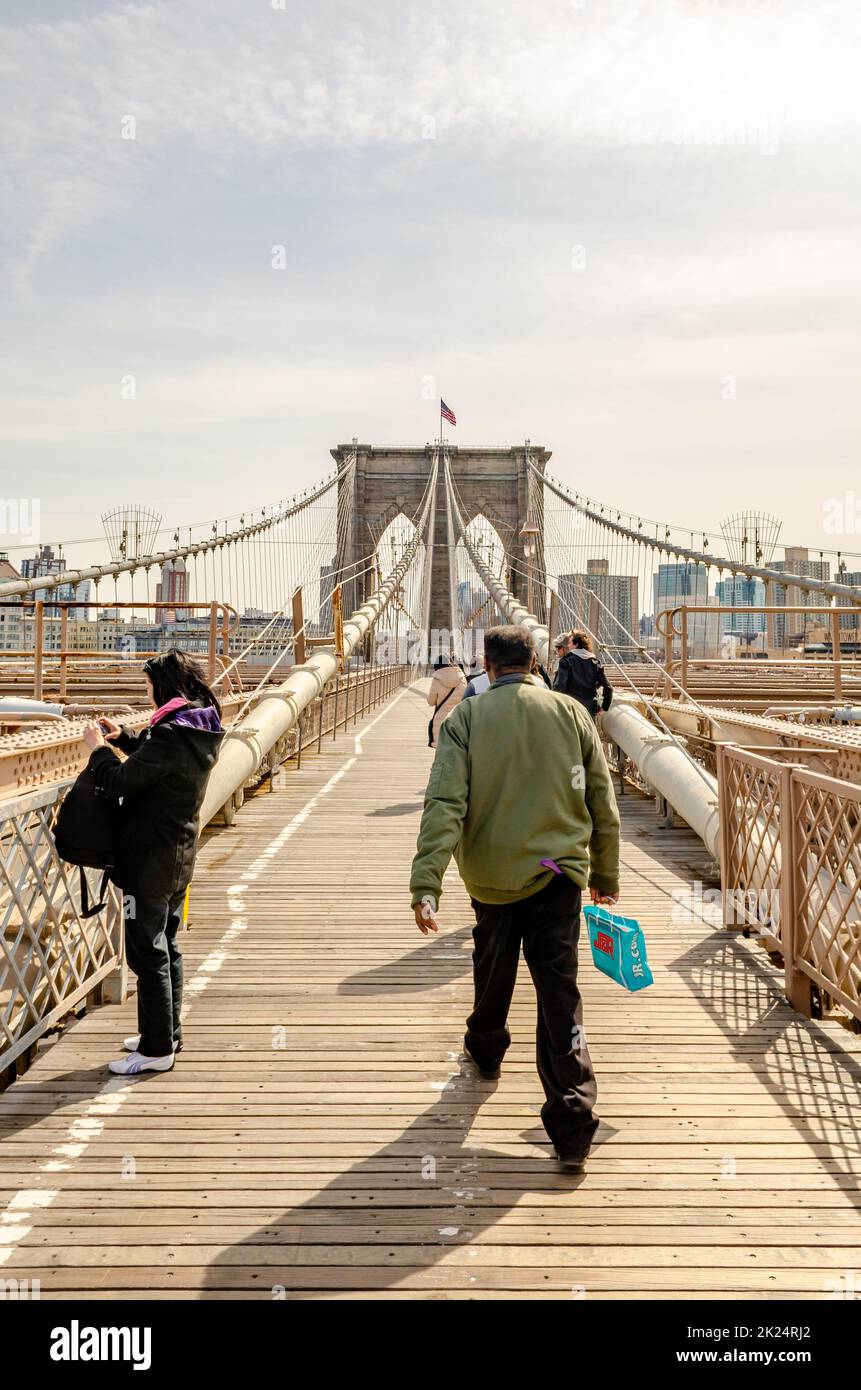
xmin=0 ymin=696 xmax=65 ymax=718
xmin=600 ymin=701 xmax=720 ymax=857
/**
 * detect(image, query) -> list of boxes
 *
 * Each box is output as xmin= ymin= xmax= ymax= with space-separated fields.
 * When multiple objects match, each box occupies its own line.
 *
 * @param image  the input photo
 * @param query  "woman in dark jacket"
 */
xmin=552 ymin=629 xmax=614 ymax=717
xmin=82 ymin=649 xmax=223 ymax=1075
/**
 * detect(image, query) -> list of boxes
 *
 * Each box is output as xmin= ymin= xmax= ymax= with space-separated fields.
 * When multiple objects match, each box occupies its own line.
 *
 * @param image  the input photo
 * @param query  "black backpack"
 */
xmin=53 ymin=765 xmax=120 ymax=918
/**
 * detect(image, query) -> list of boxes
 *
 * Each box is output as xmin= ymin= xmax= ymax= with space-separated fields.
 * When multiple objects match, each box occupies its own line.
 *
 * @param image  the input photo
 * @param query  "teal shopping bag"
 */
xmin=584 ymin=905 xmax=654 ymax=992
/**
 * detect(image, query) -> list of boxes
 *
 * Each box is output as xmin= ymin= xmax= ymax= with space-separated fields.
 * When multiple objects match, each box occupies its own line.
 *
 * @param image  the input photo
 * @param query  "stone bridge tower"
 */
xmin=330 ymin=442 xmax=551 ymax=633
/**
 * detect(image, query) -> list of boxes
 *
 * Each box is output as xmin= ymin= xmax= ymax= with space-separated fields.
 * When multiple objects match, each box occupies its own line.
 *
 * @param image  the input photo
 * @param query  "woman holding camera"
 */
xmin=82 ymin=649 xmax=223 ymax=1075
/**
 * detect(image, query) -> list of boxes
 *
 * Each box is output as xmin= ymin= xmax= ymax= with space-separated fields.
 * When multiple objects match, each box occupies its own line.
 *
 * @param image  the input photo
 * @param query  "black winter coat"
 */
xmin=88 ymin=703 xmax=223 ymax=899
xmin=552 ymin=650 xmax=614 ymax=716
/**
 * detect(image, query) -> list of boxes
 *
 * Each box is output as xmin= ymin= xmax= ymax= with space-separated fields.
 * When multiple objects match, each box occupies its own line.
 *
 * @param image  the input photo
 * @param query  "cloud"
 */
xmin=2 ymin=0 xmax=861 ymax=556
xmin=4 ymin=0 xmax=861 ymax=285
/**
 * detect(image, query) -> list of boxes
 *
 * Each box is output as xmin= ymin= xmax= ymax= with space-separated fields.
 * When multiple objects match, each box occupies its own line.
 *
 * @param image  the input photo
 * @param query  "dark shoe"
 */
xmin=554 ymin=1148 xmax=588 ymax=1175
xmin=462 ymin=1042 xmax=501 ymax=1080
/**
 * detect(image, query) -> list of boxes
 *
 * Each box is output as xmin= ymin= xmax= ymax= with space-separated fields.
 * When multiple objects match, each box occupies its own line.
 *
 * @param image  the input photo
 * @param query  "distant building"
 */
xmin=652 ymin=561 xmax=709 ymax=614
xmin=715 ymin=575 xmax=767 ymax=636
xmin=831 ymin=571 xmax=861 ymax=639
xmin=457 ymin=579 xmax=487 ymax=627
xmin=19 ymin=545 xmax=93 ymax=618
xmin=0 ymin=550 xmax=19 ymax=583
xmin=0 ymin=551 xmax=22 ymax=650
xmin=155 ymin=558 xmax=188 ymax=616
xmin=558 ymin=559 xmax=639 ymax=657
xmin=770 ymin=548 xmax=831 ymax=645
xmin=651 ymin=562 xmax=714 ymax=656
xmin=224 ymin=609 xmax=293 ymax=664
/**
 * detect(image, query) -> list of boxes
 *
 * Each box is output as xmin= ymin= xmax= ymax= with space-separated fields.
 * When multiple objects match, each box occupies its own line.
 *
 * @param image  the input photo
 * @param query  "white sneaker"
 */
xmin=108 ymin=1051 xmax=175 ymax=1076
xmin=123 ymin=1035 xmax=180 ymax=1053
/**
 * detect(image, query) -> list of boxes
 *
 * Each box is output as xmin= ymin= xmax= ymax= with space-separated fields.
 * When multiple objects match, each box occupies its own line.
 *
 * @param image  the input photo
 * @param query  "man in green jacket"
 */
xmin=410 ymin=625 xmax=621 ymax=1171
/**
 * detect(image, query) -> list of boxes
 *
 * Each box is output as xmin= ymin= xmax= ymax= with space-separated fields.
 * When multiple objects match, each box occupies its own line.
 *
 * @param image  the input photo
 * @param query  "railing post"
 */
xmin=831 ymin=608 xmax=843 ymax=700
xmin=332 ymin=672 xmax=340 ymax=740
xmin=783 ymin=769 xmax=811 ymax=1017
xmin=316 ymin=694 xmax=324 ymax=753
xmin=680 ymin=606 xmax=689 ymax=690
xmin=221 ymin=605 xmax=231 ymax=674
xmin=661 ymin=608 xmax=673 ymax=698
xmin=33 ymin=600 xmax=44 ymax=700
xmin=716 ymin=746 xmax=730 ymax=924
xmin=765 ymin=581 xmax=776 ymax=654
xmin=332 ymin=584 xmax=345 ymax=670
xmin=292 ymin=587 xmax=306 ymax=666
xmin=208 ymin=602 xmax=218 ymax=683
xmin=59 ymin=604 xmax=69 ymax=702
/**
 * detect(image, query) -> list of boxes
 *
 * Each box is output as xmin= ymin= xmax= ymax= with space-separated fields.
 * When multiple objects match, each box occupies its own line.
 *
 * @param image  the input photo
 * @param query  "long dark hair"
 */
xmin=143 ymin=649 xmax=222 ymax=718
xmin=570 ymin=629 xmax=594 ymax=652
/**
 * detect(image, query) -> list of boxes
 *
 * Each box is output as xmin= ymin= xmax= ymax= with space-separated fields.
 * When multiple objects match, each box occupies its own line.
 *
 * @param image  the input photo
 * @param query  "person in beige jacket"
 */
xmin=427 ymin=656 xmax=467 ymax=750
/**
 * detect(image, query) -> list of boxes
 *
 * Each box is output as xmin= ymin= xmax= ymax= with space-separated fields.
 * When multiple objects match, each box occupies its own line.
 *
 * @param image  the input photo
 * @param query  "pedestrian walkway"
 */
xmin=1 ymin=680 xmax=860 ymax=1299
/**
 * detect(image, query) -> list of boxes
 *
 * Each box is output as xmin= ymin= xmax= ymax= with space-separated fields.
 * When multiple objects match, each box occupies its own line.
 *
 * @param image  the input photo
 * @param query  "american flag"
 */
xmin=440 ymin=399 xmax=457 ymax=427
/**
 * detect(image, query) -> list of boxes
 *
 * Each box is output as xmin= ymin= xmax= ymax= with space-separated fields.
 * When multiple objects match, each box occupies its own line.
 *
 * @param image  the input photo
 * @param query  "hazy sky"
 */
xmin=3 ymin=0 xmax=861 ymax=565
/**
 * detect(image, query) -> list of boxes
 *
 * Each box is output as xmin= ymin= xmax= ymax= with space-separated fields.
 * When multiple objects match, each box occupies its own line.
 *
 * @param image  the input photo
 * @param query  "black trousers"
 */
xmin=123 ymin=889 xmax=186 ymax=1057
xmin=466 ymin=874 xmax=598 ymax=1160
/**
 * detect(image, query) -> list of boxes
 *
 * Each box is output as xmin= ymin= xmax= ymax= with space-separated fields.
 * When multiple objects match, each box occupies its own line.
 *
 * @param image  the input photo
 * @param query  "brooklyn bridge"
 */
xmin=1 ymin=441 xmax=860 ymax=1300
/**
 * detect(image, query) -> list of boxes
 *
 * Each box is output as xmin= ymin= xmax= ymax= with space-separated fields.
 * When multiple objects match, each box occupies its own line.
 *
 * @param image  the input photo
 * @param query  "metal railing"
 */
xmin=717 ymin=744 xmax=861 ymax=1026
xmin=0 ymin=785 xmax=125 ymax=1077
xmin=657 ymin=604 xmax=861 ymax=701
xmin=0 ymin=600 xmax=239 ymax=700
